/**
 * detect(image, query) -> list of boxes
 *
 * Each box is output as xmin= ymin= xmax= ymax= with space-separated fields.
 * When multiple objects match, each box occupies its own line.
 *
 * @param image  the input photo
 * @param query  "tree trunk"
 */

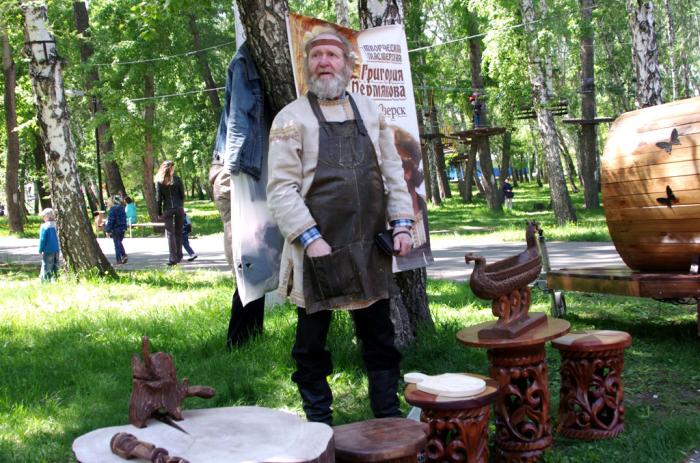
xmin=578 ymin=0 xmax=600 ymax=208
xmin=468 ymin=22 xmax=499 ymax=211
xmin=235 ymin=0 xmax=296 ymax=115
xmin=662 ymin=0 xmax=677 ymax=100
xmin=32 ymin=130 xmax=51 ymax=209
xmin=416 ymin=107 xmax=433 ymax=204
xmin=628 ymin=0 xmax=663 ymax=108
xmin=498 ymin=131 xmax=512 ymax=204
xmin=464 ymin=142 xmax=477 ymax=203
xmin=142 ymin=75 xmax=158 ymax=221
xmin=521 ymin=0 xmax=577 ymax=224
xmin=73 ymin=1 xmax=126 ymax=199
xmin=557 ymin=129 xmax=579 ymax=193
xmin=336 ymin=0 xmax=350 ymax=27
xmin=188 ymin=14 xmax=222 ymax=113
xmin=428 ymin=94 xmax=451 ymax=199
xmin=22 ymin=1 xmax=113 ymax=276
xmin=360 ymin=0 xmax=432 ymax=348
xmin=2 ymin=29 xmax=23 ymax=233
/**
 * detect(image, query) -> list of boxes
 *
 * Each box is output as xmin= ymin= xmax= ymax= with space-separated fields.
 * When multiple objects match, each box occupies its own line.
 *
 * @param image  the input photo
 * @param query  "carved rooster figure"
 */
xmin=129 ymin=336 xmax=216 ymax=428
xmin=465 ymin=221 xmax=546 ymax=338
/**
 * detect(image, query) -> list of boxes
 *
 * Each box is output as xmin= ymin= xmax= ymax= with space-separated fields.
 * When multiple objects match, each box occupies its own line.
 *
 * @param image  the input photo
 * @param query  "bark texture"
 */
xmin=579 ymin=0 xmax=599 ymax=208
xmin=498 ymin=131 xmax=512 ymax=203
xmin=32 ymin=129 xmax=51 ymax=209
xmin=662 ymin=0 xmax=677 ymax=100
xmin=627 ymin=0 xmax=664 ymax=108
xmin=2 ymin=29 xmax=23 ymax=232
xmin=235 ymin=0 xmax=296 ymax=115
xmin=188 ymin=14 xmax=222 ymax=113
xmin=360 ymin=0 xmax=432 ymax=348
xmin=335 ymin=0 xmax=350 ymax=27
xmin=143 ymin=75 xmax=158 ymax=221
xmin=521 ymin=0 xmax=577 ymax=224
xmin=73 ymin=1 xmax=126 ymax=198
xmin=22 ymin=2 xmax=113 ymax=276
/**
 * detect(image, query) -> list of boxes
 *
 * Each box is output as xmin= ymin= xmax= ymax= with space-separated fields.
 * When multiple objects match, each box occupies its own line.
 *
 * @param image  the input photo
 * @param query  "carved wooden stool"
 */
xmin=552 ymin=330 xmax=632 ymax=440
xmin=333 ymin=417 xmax=428 ymax=462
xmin=404 ymin=374 xmax=499 ymax=463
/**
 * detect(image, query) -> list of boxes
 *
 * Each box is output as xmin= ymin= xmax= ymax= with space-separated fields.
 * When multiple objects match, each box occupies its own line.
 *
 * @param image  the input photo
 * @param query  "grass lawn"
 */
xmin=1 ymin=263 xmax=699 ymax=462
xmin=429 ymin=182 xmax=611 ymax=242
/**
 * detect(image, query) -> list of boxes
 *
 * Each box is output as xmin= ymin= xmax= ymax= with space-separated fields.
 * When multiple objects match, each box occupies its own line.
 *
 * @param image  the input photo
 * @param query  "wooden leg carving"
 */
xmin=488 ymin=345 xmax=552 ymax=463
xmin=420 ymin=405 xmax=490 ymax=463
xmin=557 ymin=348 xmax=626 ymax=440
xmin=110 ymin=432 xmax=189 ymax=463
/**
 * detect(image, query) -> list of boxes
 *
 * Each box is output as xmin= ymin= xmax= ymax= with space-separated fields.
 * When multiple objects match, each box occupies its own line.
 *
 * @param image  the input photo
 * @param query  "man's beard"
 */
xmin=308 ymin=71 xmax=350 ymax=100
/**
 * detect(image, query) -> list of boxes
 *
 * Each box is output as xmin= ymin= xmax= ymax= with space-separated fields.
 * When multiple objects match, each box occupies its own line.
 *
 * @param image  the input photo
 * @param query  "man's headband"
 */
xmin=304 ymin=37 xmax=348 ymax=54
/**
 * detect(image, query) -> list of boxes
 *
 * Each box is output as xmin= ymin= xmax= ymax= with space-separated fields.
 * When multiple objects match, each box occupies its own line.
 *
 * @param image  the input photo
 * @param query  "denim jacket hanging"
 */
xmin=212 ymin=42 xmax=270 ymax=180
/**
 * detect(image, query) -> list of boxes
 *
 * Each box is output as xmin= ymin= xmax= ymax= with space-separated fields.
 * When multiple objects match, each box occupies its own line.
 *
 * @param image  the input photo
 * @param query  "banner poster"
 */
xmin=287 ymin=13 xmax=433 ymax=271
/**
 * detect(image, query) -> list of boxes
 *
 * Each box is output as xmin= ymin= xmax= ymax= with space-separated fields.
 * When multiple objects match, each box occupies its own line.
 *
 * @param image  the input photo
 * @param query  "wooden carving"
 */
xmin=421 ymin=405 xmax=490 ymax=463
xmin=110 ymin=432 xmax=189 ymax=463
xmin=465 ymin=221 xmax=546 ymax=339
xmin=128 ymin=336 xmax=215 ymax=428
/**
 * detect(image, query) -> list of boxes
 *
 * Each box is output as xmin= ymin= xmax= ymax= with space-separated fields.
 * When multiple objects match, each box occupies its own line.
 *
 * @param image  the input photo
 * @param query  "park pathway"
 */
xmin=0 ymin=233 xmax=624 ymax=279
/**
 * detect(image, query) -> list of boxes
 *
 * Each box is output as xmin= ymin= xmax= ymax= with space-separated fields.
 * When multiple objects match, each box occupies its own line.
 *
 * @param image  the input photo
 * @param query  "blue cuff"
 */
xmin=390 ymin=219 xmax=413 ymax=229
xmin=298 ymin=226 xmax=322 ymax=248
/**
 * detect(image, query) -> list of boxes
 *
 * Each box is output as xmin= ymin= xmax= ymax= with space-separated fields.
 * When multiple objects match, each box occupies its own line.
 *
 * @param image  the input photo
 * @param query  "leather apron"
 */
xmin=302 ymin=93 xmax=392 ymax=313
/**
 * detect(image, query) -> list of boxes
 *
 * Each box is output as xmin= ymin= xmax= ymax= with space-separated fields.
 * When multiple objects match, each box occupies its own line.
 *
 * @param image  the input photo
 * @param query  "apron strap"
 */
xmin=346 ymin=94 xmax=368 ymax=136
xmin=307 ymin=92 xmax=328 ymax=124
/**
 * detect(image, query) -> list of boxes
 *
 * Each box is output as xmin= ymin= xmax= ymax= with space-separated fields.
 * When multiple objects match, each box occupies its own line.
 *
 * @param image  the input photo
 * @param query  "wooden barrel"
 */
xmin=602 ymin=96 xmax=700 ymax=271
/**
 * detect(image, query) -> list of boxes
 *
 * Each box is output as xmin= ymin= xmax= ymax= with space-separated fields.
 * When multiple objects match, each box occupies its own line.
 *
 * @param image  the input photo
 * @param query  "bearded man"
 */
xmin=266 ymin=30 xmax=415 ymax=425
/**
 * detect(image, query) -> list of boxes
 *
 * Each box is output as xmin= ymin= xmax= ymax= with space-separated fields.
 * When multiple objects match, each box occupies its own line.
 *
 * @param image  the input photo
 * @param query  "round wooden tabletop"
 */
xmin=456 ymin=317 xmax=571 ymax=349
xmin=72 ymin=406 xmax=334 ymax=463
xmin=404 ymin=373 xmax=499 ymax=410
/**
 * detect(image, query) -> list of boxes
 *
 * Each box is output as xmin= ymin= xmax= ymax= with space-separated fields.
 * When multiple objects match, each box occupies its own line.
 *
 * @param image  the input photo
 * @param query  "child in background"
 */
xmin=503 ymin=177 xmax=515 ymax=210
xmin=38 ymin=208 xmax=60 ymax=281
xmin=124 ymin=196 xmax=137 ymax=226
xmin=104 ymin=195 xmax=128 ymax=265
xmin=182 ymin=213 xmax=197 ymax=261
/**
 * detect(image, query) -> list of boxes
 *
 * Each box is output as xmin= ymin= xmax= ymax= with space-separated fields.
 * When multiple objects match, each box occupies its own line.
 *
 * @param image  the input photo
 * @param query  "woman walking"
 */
xmin=155 ymin=160 xmax=185 ymax=266
xmin=104 ymin=195 xmax=128 ymax=265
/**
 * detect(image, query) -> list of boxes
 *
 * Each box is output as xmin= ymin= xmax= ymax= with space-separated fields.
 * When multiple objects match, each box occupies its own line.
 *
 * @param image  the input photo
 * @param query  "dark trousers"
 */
xmin=162 ymin=207 xmax=184 ymax=264
xmin=112 ymin=231 xmax=126 ymax=262
xmin=227 ymin=289 xmax=265 ymax=348
xmin=291 ymin=299 xmax=401 ymax=385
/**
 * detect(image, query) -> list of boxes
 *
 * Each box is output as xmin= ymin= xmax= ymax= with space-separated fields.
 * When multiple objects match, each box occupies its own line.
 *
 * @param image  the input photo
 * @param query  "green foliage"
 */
xmin=1 ymin=264 xmax=699 ymax=462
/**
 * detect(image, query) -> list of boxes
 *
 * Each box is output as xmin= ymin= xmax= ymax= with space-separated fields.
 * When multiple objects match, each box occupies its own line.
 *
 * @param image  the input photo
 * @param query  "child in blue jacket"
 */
xmin=38 ymin=208 xmax=60 ymax=281
xmin=182 ymin=213 xmax=197 ymax=261
xmin=104 ymin=195 xmax=128 ymax=264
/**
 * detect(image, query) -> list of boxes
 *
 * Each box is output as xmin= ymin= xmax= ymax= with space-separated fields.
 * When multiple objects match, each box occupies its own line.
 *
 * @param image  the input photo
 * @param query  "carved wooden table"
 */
xmin=456 ymin=318 xmax=570 ymax=463
xmin=547 ymin=267 xmax=700 ymax=335
xmin=72 ymin=406 xmax=334 ymax=462
xmin=404 ymin=374 xmax=499 ymax=463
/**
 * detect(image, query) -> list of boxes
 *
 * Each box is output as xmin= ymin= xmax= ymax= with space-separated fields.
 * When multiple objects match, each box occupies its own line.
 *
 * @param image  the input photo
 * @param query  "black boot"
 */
xmin=367 ymin=367 xmax=402 ymax=418
xmin=298 ymin=380 xmax=333 ymax=425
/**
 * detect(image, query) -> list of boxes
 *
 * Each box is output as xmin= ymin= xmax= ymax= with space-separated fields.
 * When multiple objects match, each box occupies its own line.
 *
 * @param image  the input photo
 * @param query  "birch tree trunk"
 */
xmin=464 ymin=142 xmax=477 ymax=203
xmin=32 ymin=129 xmax=51 ymax=209
xmin=499 ymin=131 xmax=512 ymax=204
xmin=415 ymin=106 xmax=433 ymax=204
xmin=143 ymin=75 xmax=158 ymax=221
xmin=73 ymin=1 xmax=126 ymax=199
xmin=579 ymin=0 xmax=599 ymax=208
xmin=336 ymin=0 xmax=350 ymax=27
xmin=188 ymin=13 xmax=222 ymax=113
xmin=21 ymin=1 xmax=113 ymax=276
xmin=2 ymin=29 xmax=23 ymax=233
xmin=662 ymin=0 xmax=677 ymax=100
xmin=521 ymin=0 xmax=577 ymax=224
xmin=628 ymin=0 xmax=663 ymax=108
xmin=360 ymin=0 xmax=432 ymax=348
